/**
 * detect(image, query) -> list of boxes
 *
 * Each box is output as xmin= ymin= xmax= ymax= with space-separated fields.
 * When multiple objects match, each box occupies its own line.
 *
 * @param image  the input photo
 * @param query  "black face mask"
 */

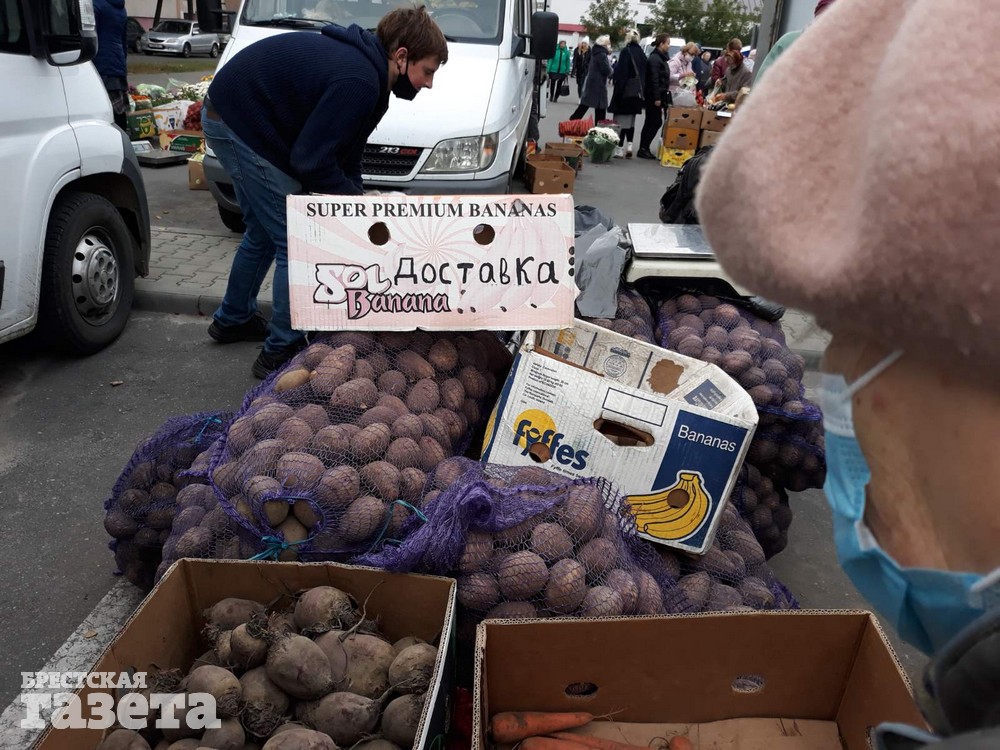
xmin=392 ymin=60 xmax=419 ymax=100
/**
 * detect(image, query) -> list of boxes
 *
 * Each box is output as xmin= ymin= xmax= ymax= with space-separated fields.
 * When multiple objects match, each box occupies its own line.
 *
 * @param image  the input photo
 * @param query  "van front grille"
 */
xmin=363 ymin=145 xmax=422 ymax=177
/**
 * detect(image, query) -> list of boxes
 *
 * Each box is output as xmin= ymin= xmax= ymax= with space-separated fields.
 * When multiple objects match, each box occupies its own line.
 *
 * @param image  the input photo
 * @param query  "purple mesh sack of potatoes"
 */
xmin=727 ymin=462 xmax=795 ymax=559
xmin=104 ymin=411 xmax=232 ymax=591
xmin=207 ymin=331 xmax=512 ymax=563
xmin=653 ymin=292 xmax=826 ymax=492
xmin=355 ymin=458 xmax=692 ymax=622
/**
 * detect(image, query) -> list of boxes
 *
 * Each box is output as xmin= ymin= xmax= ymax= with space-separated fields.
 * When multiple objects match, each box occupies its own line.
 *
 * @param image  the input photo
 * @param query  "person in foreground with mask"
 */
xmin=202 ymin=6 xmax=447 ymax=378
xmin=697 ymin=1 xmax=1000 ymax=747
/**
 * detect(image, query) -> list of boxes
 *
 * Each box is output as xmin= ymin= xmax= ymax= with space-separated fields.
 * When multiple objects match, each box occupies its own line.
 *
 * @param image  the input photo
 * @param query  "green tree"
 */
xmin=580 ymin=0 xmax=636 ymax=48
xmin=647 ymin=0 xmax=757 ymax=48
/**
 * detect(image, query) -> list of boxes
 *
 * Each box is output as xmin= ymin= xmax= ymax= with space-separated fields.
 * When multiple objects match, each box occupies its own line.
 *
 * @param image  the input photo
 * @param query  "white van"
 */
xmin=641 ymin=35 xmax=686 ymax=58
xmin=1 ymin=0 xmax=151 ymax=353
xmin=204 ymin=0 xmax=557 ymax=231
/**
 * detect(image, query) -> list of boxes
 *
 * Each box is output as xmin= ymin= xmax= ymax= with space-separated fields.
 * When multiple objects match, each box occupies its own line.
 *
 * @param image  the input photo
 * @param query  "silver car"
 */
xmin=140 ymin=20 xmax=220 ymax=58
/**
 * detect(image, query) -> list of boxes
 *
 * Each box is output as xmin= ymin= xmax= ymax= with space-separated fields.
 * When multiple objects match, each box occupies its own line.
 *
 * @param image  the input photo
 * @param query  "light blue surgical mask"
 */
xmin=818 ymin=351 xmax=1000 ymax=654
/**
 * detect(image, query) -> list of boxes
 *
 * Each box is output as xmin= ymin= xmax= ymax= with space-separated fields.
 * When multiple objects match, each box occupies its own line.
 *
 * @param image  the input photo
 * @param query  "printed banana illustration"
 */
xmin=627 ymin=471 xmax=711 ymax=540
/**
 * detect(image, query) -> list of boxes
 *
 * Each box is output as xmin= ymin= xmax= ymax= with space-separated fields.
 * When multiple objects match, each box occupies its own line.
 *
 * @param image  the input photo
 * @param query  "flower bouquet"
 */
xmin=582 ymin=126 xmax=619 ymax=163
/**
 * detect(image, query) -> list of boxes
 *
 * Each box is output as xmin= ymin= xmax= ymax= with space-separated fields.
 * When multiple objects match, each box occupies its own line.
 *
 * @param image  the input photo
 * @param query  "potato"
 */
xmin=458 ymin=572 xmax=499 ymax=611
xmin=457 ymin=367 xmax=489 ymax=400
xmin=706 ymin=581 xmax=743 ymax=610
xmin=223 ymin=416 xmax=256 ymax=458
xmin=738 ymin=577 xmax=776 ymax=609
xmin=276 ymin=517 xmax=309 ymax=561
xmin=356 ymin=406 xmax=400 ymax=429
xmin=104 ymin=511 xmax=139 ymax=539
xmin=378 ymin=370 xmax=408 ymax=397
xmin=275 ymin=367 xmax=311 ymax=393
xmin=360 ymin=461 xmax=400 ymax=500
xmin=657 ymin=548 xmax=681 ymax=580
xmin=331 ymin=378 xmax=378 ymax=412
xmin=530 ymin=523 xmax=573 ymax=562
xmin=432 ymin=456 xmax=468 ymax=490
xmin=310 ymin=423 xmax=359 ymax=461
xmin=274 ymin=417 xmax=314 ymax=451
xmin=439 ymin=378 xmax=465 ymax=411
xmin=456 ymin=336 xmax=488 ymax=370
xmin=295 ymin=404 xmax=330 ymax=432
xmin=175 ymin=526 xmax=212 ymax=558
xmin=406 ymin=379 xmax=440 ymax=414
xmin=428 ymin=338 xmax=459 ymax=372
xmin=729 ymin=328 xmax=762 ymax=359
xmin=353 ymin=359 xmax=376 ymax=381
xmin=418 ymin=436 xmax=447 ymax=472
xmin=275 ymin=452 xmax=325 ymax=491
xmin=544 ymin=559 xmax=587 ymax=614
xmin=379 ymin=437 xmax=420 ymax=471
xmin=606 ymin=569 xmax=639 ymax=614
xmin=458 ymin=531 xmax=493 ymax=574
xmin=292 ymin=500 xmax=321 ymax=530
xmin=577 ymin=538 xmax=616 ymax=582
xmin=302 ymin=342 xmax=333 ymax=369
xmin=433 ymin=408 xmax=467 ymax=444
xmin=634 ymin=569 xmax=665 ymax=615
xmin=747 ymin=384 xmax=774 ymax=406
xmin=678 ymin=572 xmax=712 ymax=611
xmin=387 ymin=415 xmax=420 ymax=444
xmin=721 ymin=350 xmax=754 ymax=376
xmin=579 ymin=586 xmax=624 ymax=617
xmin=396 ymin=350 xmax=434 ymax=381
xmin=418 ymin=413 xmax=452 ymax=451
xmin=739 ymin=367 xmax=767 ymax=390
xmin=240 ymin=439 xmax=287 ymax=477
xmin=341 ymin=495 xmax=384 ymax=543
xmin=497 ymin=551 xmax=549 ymax=600
xmin=263 ymin=499 xmax=290 ymax=528
xmin=211 ymin=462 xmax=243 ymax=495
xmin=556 ymin=483 xmax=604 ymax=542
xmin=399 ymin=467 xmax=427 ymax=501
xmin=350 ymin=423 xmax=392 ymax=462
xmin=311 ymin=467 xmax=358 ymax=511
xmin=676 ymin=335 xmax=704 ymax=358
xmin=252 ymin=403 xmax=294 ymax=439
xmin=311 ymin=345 xmax=357 ymax=395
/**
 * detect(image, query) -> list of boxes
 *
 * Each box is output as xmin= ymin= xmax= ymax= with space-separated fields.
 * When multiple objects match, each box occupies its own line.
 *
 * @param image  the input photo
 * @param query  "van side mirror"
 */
xmin=27 ymin=0 xmax=98 ymax=67
xmin=528 ymin=11 xmax=558 ymax=60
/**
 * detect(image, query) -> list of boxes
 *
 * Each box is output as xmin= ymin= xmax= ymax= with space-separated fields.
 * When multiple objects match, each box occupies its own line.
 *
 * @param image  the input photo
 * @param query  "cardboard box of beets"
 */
xmin=33 ymin=559 xmax=457 ymax=750
xmin=481 ymin=319 xmax=758 ymax=555
xmin=474 ymin=612 xmax=928 ymax=750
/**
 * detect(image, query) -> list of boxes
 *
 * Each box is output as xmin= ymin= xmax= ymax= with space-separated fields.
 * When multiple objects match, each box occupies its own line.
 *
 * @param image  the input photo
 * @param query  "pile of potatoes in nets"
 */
xmin=103 ymin=412 xmax=231 ymax=591
xmin=97 ymin=586 xmax=440 ymax=750
xmin=137 ymin=331 xmax=513 ymax=580
xmin=359 ymin=459 xmax=796 ymax=631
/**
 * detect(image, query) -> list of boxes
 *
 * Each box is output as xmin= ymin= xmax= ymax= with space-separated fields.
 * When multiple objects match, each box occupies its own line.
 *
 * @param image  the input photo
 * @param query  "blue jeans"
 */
xmin=202 ymin=112 xmax=304 ymax=354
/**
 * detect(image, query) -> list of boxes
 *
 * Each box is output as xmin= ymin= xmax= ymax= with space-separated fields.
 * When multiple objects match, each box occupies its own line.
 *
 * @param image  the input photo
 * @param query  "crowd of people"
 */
xmin=555 ymin=31 xmax=755 ymax=159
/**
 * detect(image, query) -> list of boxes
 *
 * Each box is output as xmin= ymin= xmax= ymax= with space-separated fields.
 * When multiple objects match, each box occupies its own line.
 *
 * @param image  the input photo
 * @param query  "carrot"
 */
xmin=490 ymin=712 xmax=594 ymax=743
xmin=547 ymin=732 xmax=651 ymax=750
xmin=521 ymin=739 xmax=593 ymax=750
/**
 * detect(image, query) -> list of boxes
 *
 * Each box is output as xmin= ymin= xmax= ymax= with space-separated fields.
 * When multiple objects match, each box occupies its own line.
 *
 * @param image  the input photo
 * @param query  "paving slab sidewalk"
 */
xmin=137 ymin=226 xmax=830 ymax=364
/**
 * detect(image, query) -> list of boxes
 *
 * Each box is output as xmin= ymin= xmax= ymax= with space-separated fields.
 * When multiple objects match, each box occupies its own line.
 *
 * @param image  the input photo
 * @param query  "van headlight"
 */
xmin=421 ymin=134 xmax=497 ymax=173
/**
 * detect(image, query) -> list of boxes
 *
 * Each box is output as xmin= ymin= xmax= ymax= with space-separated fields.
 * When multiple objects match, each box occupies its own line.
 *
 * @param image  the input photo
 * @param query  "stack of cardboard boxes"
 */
xmin=523 ymin=141 xmax=585 ymax=194
xmin=659 ymin=106 xmax=733 ymax=168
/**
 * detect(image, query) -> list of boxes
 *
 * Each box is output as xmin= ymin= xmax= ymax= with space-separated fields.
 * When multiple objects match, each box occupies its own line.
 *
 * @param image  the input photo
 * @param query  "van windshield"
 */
xmin=152 ymin=21 xmax=192 ymax=33
xmin=241 ymin=0 xmax=503 ymax=43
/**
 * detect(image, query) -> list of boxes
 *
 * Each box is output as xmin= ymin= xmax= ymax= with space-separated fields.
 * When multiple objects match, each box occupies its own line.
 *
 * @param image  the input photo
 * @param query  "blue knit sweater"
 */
xmin=209 ymin=25 xmax=389 ymax=195
xmin=93 ymin=0 xmax=127 ymax=80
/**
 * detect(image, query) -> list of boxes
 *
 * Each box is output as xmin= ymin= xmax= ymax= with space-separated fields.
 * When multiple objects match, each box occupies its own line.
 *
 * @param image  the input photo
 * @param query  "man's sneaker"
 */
xmin=252 ymin=344 xmax=303 ymax=380
xmin=208 ymin=312 xmax=269 ymax=344
xmin=636 ymin=148 xmax=656 ymax=160
xmin=613 ymin=146 xmax=625 ymax=159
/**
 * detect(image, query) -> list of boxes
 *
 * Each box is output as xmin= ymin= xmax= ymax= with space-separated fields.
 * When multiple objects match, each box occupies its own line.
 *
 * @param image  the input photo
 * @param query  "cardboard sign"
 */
xmin=481 ymin=320 xmax=757 ymax=554
xmin=287 ymin=195 xmax=576 ymax=331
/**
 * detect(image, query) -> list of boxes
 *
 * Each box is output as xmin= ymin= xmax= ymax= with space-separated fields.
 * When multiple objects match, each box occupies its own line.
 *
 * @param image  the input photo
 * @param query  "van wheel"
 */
xmin=182 ymin=43 xmax=192 ymax=58
xmin=38 ymin=192 xmax=136 ymax=355
xmin=210 ymin=43 xmax=220 ymax=58
xmin=218 ymin=205 xmax=246 ymax=233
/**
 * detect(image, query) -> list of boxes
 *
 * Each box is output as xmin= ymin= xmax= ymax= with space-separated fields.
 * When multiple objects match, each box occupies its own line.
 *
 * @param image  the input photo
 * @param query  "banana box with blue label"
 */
xmin=482 ymin=319 xmax=758 ymax=555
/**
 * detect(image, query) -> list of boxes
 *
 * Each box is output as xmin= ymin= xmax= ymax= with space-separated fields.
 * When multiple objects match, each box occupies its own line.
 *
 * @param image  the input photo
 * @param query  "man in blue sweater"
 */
xmin=93 ymin=0 xmax=129 ymax=130
xmin=202 ymin=6 xmax=448 ymax=378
